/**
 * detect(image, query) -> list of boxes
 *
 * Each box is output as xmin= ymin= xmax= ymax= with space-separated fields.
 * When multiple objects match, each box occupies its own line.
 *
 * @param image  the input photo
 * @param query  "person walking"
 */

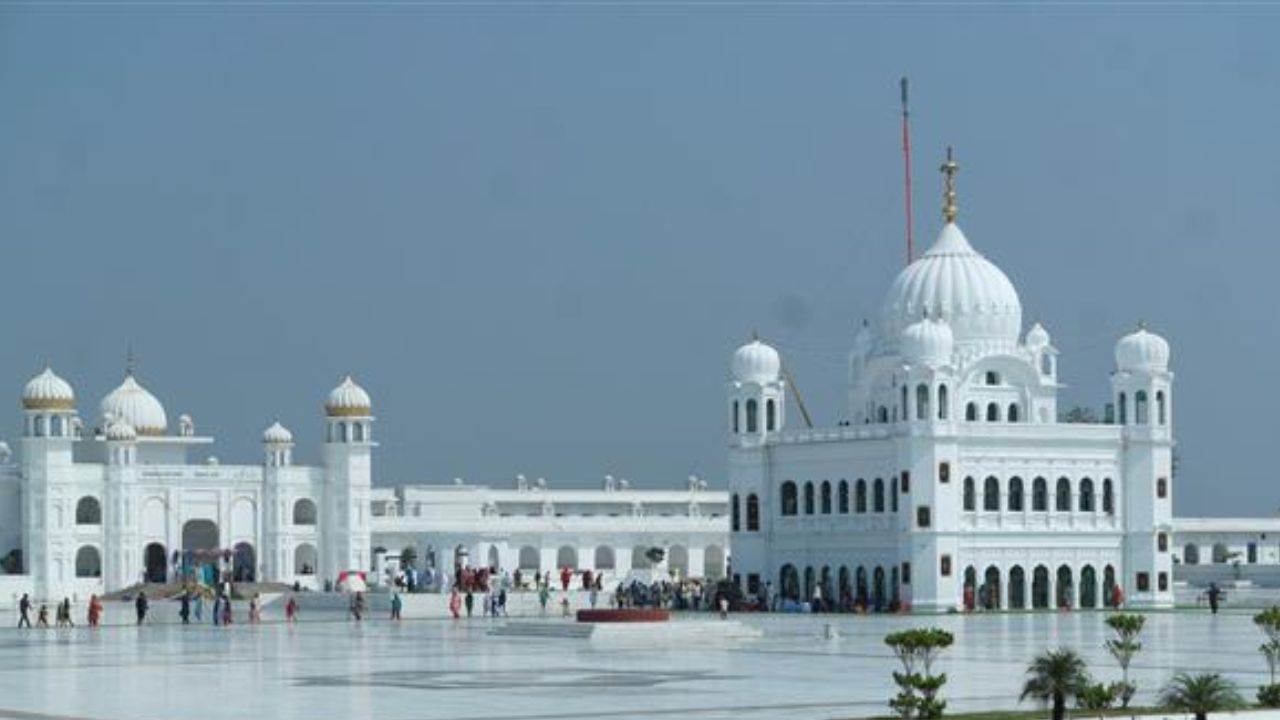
xmin=1207 ymin=582 xmax=1223 ymax=614
xmin=37 ymin=604 xmax=49 ymax=628
xmin=718 ymin=594 xmax=730 ymax=620
xmin=193 ymin=592 xmax=204 ymax=623
xmin=447 ymin=588 xmax=461 ymax=619
xmin=498 ymin=587 xmax=508 ymax=617
xmin=17 ymin=593 xmax=31 ymax=628
xmin=220 ymin=594 xmax=233 ymax=626
xmin=179 ymin=593 xmax=191 ymax=625
xmin=285 ymin=595 xmax=298 ymax=623
xmin=87 ymin=594 xmax=102 ymax=627
xmin=249 ymin=593 xmax=262 ymax=624
xmin=135 ymin=591 xmax=148 ymax=625
xmin=464 ymin=590 xmax=474 ymax=618
xmin=538 ymin=584 xmax=551 ymax=615
xmin=350 ymin=592 xmax=364 ymax=621
xmin=390 ymin=592 xmax=402 ymax=621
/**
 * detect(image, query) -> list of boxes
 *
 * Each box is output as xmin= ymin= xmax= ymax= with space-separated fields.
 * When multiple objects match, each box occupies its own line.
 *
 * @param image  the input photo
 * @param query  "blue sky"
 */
xmin=1 ymin=4 xmax=1277 ymax=515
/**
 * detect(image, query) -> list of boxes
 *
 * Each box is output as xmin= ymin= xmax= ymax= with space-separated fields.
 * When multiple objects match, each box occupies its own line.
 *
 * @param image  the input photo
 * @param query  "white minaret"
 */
xmin=726 ymin=335 xmax=785 ymax=595
xmin=261 ymin=421 xmax=294 ymax=583
xmin=102 ymin=417 xmax=139 ymax=591
xmin=20 ymin=367 xmax=78 ymax=600
xmin=321 ymin=376 xmax=374 ymax=586
xmin=1112 ymin=324 xmax=1175 ymax=608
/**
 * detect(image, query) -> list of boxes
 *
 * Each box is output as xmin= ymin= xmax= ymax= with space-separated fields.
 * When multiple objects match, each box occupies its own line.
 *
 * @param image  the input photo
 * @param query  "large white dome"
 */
xmin=880 ymin=223 xmax=1022 ymax=351
xmin=100 ymin=374 xmax=167 ymax=436
xmin=731 ymin=339 xmax=781 ymax=384
xmin=23 ymin=367 xmax=75 ymax=411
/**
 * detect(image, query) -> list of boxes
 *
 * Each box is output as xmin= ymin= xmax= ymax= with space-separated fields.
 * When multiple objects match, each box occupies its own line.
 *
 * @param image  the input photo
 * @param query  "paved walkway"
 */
xmin=0 ymin=608 xmax=1267 ymax=720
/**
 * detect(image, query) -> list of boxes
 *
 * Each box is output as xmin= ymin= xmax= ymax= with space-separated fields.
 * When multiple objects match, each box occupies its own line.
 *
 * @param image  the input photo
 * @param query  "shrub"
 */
xmin=885 ymin=628 xmax=955 ymax=720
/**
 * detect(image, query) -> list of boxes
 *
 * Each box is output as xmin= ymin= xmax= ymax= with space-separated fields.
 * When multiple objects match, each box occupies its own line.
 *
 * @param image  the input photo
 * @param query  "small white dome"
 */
xmin=100 ymin=374 xmax=167 ymax=436
xmin=105 ymin=417 xmax=137 ymax=442
xmin=1115 ymin=325 xmax=1170 ymax=372
xmin=262 ymin=421 xmax=294 ymax=445
xmin=22 ymin=367 xmax=75 ymax=411
xmin=880 ymin=223 xmax=1022 ymax=350
xmin=900 ymin=316 xmax=954 ymax=367
xmin=731 ymin=339 xmax=781 ymax=384
xmin=326 ymin=375 xmax=372 ymax=417
xmin=1026 ymin=322 xmax=1051 ymax=350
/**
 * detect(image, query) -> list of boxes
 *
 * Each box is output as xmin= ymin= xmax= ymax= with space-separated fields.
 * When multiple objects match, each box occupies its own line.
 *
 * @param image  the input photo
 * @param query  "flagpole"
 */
xmin=901 ymin=76 xmax=914 ymax=266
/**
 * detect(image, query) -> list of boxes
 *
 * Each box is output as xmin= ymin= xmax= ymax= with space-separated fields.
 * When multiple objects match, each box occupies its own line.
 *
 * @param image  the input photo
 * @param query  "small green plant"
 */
xmin=1103 ymin=612 xmax=1145 ymax=708
xmin=1076 ymin=682 xmax=1117 ymax=720
xmin=885 ymin=627 xmax=955 ymax=720
xmin=1158 ymin=672 xmax=1246 ymax=720
xmin=1021 ymin=649 xmax=1090 ymax=720
xmin=1253 ymin=607 xmax=1280 ymax=706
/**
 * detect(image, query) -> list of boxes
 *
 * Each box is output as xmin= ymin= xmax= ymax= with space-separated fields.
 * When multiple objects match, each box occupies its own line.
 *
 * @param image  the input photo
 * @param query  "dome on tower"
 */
xmin=326 ymin=375 xmax=372 ymax=417
xmin=100 ymin=374 xmax=167 ymax=436
xmin=23 ymin=367 xmax=75 ymax=411
xmin=880 ymin=223 xmax=1022 ymax=352
xmin=1115 ymin=325 xmax=1169 ymax=372
xmin=262 ymin=421 xmax=294 ymax=445
xmin=731 ymin=338 xmax=781 ymax=384
xmin=104 ymin=416 xmax=137 ymax=442
xmin=900 ymin=316 xmax=954 ymax=367
xmin=1025 ymin=322 xmax=1051 ymax=350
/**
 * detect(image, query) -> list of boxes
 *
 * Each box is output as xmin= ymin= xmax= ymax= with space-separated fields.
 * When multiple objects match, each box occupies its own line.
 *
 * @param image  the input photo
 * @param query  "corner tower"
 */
xmin=321 ymin=376 xmax=374 ymax=585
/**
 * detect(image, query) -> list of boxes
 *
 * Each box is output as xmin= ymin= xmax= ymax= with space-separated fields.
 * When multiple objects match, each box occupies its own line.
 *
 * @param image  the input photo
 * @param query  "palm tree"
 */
xmin=1021 ymin=649 xmax=1090 ymax=720
xmin=1159 ymin=672 xmax=1246 ymax=720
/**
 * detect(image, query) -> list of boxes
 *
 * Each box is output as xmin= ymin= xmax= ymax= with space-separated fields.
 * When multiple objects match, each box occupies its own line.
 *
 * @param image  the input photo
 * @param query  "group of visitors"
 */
xmin=18 ymin=593 xmax=86 ymax=628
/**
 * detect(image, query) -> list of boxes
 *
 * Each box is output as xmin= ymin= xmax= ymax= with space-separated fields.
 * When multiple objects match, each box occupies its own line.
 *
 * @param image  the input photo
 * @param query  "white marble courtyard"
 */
xmin=0 ymin=607 xmax=1270 ymax=720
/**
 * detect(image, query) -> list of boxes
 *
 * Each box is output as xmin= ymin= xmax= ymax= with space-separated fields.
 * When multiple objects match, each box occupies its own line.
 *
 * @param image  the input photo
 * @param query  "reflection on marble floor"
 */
xmin=0 ymin=610 xmax=1268 ymax=720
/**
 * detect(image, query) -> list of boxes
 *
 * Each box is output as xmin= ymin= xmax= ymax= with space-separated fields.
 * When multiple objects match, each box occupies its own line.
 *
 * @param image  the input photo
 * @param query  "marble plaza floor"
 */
xmin=0 ymin=607 xmax=1270 ymax=720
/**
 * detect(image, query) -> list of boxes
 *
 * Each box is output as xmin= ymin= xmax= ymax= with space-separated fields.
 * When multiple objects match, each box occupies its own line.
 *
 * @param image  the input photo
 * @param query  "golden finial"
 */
xmin=940 ymin=146 xmax=958 ymax=223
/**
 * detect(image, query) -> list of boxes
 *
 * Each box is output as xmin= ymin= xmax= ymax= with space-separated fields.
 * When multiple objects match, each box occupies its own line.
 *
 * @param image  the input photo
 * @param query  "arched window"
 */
xmin=1055 ymin=477 xmax=1071 ymax=511
xmin=983 ymin=476 xmax=1000 ymax=511
xmin=1134 ymin=391 xmax=1149 ymax=425
xmin=1079 ymin=478 xmax=1095 ymax=512
xmin=901 ymin=385 xmax=908 ymax=422
xmin=804 ymin=482 xmax=815 ymax=515
xmin=353 ymin=423 xmax=365 ymax=442
xmin=1032 ymin=477 xmax=1048 ymax=511
xmin=75 ymin=546 xmax=101 ymax=578
xmin=877 ymin=406 xmax=888 ymax=423
xmin=986 ymin=403 xmax=1000 ymax=422
xmin=1008 ymin=477 xmax=1024 ymax=511
xmin=1118 ymin=392 xmax=1128 ymax=424
xmin=766 ymin=399 xmax=776 ymax=431
xmin=1102 ymin=479 xmax=1114 ymax=514
xmin=75 ymin=497 xmax=101 ymax=525
xmin=1157 ymin=391 xmax=1167 ymax=425
xmin=855 ymin=480 xmax=867 ymax=513
xmin=1184 ymin=544 xmax=1200 ymax=565
xmin=873 ymin=479 xmax=885 ymax=513
xmin=963 ymin=477 xmax=976 ymax=511
xmin=746 ymin=400 xmax=759 ymax=433
xmin=293 ymin=499 xmax=317 ymax=525
xmin=938 ymin=384 xmax=949 ymax=420
xmin=594 ymin=546 xmax=615 ymax=570
xmin=781 ymin=482 xmax=798 ymax=516
xmin=985 ymin=371 xmax=1000 ymax=386
xmin=732 ymin=401 xmax=739 ymax=433
xmin=890 ymin=477 xmax=899 ymax=512
xmin=51 ymin=416 xmax=63 ymax=437
xmin=838 ymin=480 xmax=849 ymax=514
xmin=746 ymin=494 xmax=760 ymax=530
xmin=33 ymin=416 xmax=45 ymax=437
xmin=820 ymin=481 xmax=832 ymax=514
xmin=731 ymin=494 xmax=740 ymax=532
xmin=1212 ymin=543 xmax=1229 ymax=564
xmin=916 ymin=384 xmax=929 ymax=420
xmin=1007 ymin=404 xmax=1019 ymax=423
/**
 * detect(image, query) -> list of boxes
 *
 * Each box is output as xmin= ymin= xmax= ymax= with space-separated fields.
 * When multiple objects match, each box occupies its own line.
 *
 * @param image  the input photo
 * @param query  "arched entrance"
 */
xmin=144 ymin=543 xmax=167 ymax=583
xmin=983 ymin=566 xmax=1001 ymax=610
xmin=1009 ymin=566 xmax=1026 ymax=609
xmin=1103 ymin=565 xmax=1118 ymax=607
xmin=182 ymin=519 xmax=219 ymax=550
xmin=1032 ymin=566 xmax=1050 ymax=609
xmin=1080 ymin=566 xmax=1097 ymax=609
xmin=1056 ymin=565 xmax=1074 ymax=609
xmin=780 ymin=564 xmax=799 ymax=600
xmin=872 ymin=566 xmax=886 ymax=610
xmin=855 ymin=566 xmax=868 ymax=604
xmin=233 ymin=542 xmax=256 ymax=582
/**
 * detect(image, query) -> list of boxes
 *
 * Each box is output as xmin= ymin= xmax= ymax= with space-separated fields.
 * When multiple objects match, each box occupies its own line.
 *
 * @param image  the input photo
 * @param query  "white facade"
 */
xmin=6 ymin=369 xmax=376 ymax=600
xmin=728 ymin=154 xmax=1177 ymax=612
xmin=368 ymin=475 xmax=728 ymax=587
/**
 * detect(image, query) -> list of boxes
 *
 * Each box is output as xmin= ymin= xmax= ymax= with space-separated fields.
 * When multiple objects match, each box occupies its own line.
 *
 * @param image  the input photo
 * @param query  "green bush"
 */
xmin=1258 ymin=683 xmax=1280 ymax=708
xmin=885 ymin=628 xmax=955 ymax=720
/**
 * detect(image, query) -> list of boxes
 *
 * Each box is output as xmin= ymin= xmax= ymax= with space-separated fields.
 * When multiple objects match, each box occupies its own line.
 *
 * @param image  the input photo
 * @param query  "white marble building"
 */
xmin=369 ymin=476 xmax=728 ymax=588
xmin=728 ymin=153 xmax=1176 ymax=613
xmin=6 ymin=368 xmax=374 ymax=600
